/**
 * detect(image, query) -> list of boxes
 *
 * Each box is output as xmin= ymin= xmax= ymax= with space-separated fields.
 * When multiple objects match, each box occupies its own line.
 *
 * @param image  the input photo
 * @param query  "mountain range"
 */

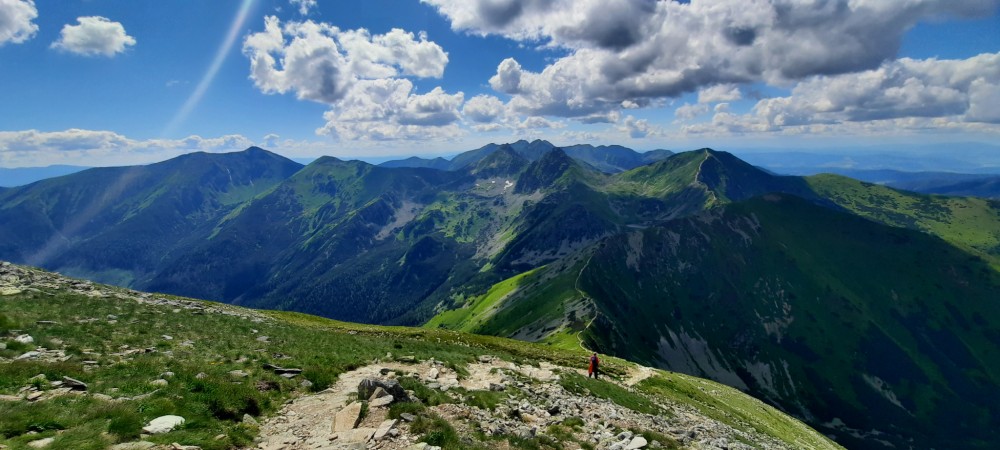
xmin=1 ymin=140 xmax=998 ymax=449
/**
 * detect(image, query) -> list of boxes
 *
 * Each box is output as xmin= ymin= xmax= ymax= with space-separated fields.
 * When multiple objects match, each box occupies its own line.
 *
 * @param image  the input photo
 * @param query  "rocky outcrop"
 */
xmin=252 ymin=358 xmax=815 ymax=450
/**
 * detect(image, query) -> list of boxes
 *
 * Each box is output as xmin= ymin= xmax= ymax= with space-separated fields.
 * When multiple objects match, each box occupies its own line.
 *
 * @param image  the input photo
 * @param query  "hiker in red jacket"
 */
xmin=588 ymin=352 xmax=600 ymax=379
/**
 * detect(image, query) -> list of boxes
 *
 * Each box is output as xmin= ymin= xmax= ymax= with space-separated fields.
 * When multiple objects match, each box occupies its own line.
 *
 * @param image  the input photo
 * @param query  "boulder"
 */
xmin=368 ymin=386 xmax=388 ymax=401
xmin=142 ymin=415 xmax=185 ymax=434
xmin=242 ymin=414 xmax=259 ymax=427
xmin=357 ymin=378 xmax=407 ymax=402
xmin=370 ymin=395 xmax=393 ymax=408
xmin=337 ymin=427 xmax=376 ymax=444
xmin=62 ymin=376 xmax=88 ymax=391
xmin=15 ymin=351 xmax=39 ymax=360
xmin=332 ymin=401 xmax=363 ymax=432
xmin=626 ymin=436 xmax=648 ymax=449
xmin=27 ymin=438 xmax=54 ymax=448
xmin=373 ymin=419 xmax=397 ymax=440
xmin=110 ymin=443 xmax=156 ymax=450
xmin=13 ymin=334 xmax=33 ymax=344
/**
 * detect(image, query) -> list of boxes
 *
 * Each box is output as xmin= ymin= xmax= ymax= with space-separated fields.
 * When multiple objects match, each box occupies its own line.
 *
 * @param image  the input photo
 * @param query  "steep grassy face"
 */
xmin=575 ymin=194 xmax=1000 ymax=450
xmin=806 ymin=174 xmax=1000 ymax=266
xmin=608 ymin=149 xmax=816 ymax=222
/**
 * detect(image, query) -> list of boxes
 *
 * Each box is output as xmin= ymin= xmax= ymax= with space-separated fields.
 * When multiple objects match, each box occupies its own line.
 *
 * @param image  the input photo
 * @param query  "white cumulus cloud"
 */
xmin=0 ymin=0 xmax=37 ymax=46
xmin=698 ymin=84 xmax=742 ymax=104
xmin=753 ymin=52 xmax=1000 ymax=127
xmin=463 ymin=94 xmax=508 ymax=124
xmin=51 ymin=16 xmax=136 ymax=57
xmin=289 ymin=0 xmax=317 ymax=15
xmin=617 ymin=115 xmax=658 ymax=138
xmin=243 ymin=16 xmax=461 ymax=141
xmin=680 ymin=52 xmax=1000 ymax=137
xmin=426 ymin=0 xmax=1000 ymax=124
xmin=0 ymin=129 xmax=260 ymax=167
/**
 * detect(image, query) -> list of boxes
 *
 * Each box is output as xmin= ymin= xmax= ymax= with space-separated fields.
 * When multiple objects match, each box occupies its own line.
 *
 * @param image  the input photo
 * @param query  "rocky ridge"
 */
xmin=251 ymin=355 xmax=816 ymax=450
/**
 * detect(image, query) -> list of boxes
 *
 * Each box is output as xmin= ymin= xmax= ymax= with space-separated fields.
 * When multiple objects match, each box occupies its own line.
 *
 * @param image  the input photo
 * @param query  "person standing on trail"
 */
xmin=588 ymin=352 xmax=600 ymax=379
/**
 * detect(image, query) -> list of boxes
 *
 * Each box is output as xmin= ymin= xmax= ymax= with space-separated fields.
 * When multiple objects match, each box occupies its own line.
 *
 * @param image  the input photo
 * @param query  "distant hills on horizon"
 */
xmin=5 ymin=140 xmax=999 ymax=200
xmin=1 ymin=141 xmax=999 ymax=449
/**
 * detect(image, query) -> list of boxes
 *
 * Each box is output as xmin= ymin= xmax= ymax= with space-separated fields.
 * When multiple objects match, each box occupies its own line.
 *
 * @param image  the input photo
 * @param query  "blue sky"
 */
xmin=0 ymin=0 xmax=998 ymax=167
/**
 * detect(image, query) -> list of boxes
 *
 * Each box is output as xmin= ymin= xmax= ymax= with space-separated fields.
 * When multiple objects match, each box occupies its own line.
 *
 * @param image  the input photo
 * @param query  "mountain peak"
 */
xmin=513 ymin=147 xmax=580 ymax=193
xmin=470 ymin=144 xmax=529 ymax=177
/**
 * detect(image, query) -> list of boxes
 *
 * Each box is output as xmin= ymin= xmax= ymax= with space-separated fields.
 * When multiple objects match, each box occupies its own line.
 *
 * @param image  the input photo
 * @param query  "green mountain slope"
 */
xmin=806 ymin=174 xmax=1000 ymax=266
xmin=0 ymin=148 xmax=302 ymax=286
xmin=0 ymin=262 xmax=840 ymax=450
xmin=380 ymin=139 xmax=673 ymax=174
xmin=4 ymin=144 xmax=1000 ymax=450
xmin=433 ymin=194 xmax=1000 ymax=449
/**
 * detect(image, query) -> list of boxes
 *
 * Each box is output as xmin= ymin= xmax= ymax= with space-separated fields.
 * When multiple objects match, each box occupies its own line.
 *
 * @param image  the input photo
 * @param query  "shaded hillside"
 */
xmin=431 ymin=194 xmax=1000 ymax=449
xmin=806 ymin=174 xmax=1000 ymax=266
xmin=0 ymin=148 xmax=303 ymax=286
xmin=380 ymin=139 xmax=673 ymax=173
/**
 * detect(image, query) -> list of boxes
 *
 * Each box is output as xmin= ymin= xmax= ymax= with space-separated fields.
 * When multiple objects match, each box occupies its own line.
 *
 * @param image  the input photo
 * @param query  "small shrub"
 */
xmin=107 ymin=411 xmax=143 ymax=441
xmin=0 ymin=313 xmax=17 ymax=334
xmin=464 ymin=390 xmax=504 ymax=410
xmin=359 ymin=401 xmax=369 ymax=421
xmin=399 ymin=376 xmax=452 ymax=406
xmin=412 ymin=415 xmax=461 ymax=448
xmin=636 ymin=428 xmax=681 ymax=450
xmin=302 ymin=366 xmax=339 ymax=392
xmin=388 ymin=401 xmax=426 ymax=419
xmin=200 ymin=382 xmax=264 ymax=420
xmin=562 ymin=416 xmax=585 ymax=429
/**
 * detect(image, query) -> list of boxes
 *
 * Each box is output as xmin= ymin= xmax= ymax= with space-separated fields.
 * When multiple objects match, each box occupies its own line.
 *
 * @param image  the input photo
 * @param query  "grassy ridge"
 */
xmin=807 ymin=174 xmax=1000 ymax=267
xmin=0 ymin=267 xmax=838 ymax=449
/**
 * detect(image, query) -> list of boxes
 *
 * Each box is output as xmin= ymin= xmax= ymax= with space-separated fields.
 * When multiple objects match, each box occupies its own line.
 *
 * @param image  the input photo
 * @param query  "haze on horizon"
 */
xmin=0 ymin=0 xmax=998 ymax=168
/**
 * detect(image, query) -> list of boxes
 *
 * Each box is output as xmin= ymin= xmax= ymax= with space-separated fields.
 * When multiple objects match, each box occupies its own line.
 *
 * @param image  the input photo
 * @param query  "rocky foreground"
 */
xmin=0 ymin=262 xmax=840 ymax=450
xmin=250 ymin=356 xmax=801 ymax=450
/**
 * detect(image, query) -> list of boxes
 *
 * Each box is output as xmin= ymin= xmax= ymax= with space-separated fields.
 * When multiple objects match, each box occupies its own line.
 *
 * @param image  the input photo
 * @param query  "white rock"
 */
xmin=14 ymin=334 xmax=33 ymax=344
xmin=15 ymin=351 xmax=40 ymax=360
xmin=27 ymin=437 xmax=54 ymax=448
xmin=626 ymin=436 xmax=648 ymax=449
xmin=110 ymin=442 xmax=156 ymax=450
xmin=370 ymin=395 xmax=393 ymax=408
xmin=142 ymin=415 xmax=185 ymax=434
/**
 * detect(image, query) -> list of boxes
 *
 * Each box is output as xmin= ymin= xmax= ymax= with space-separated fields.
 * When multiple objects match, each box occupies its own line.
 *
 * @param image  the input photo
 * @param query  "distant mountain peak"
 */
xmin=470 ymin=144 xmax=529 ymax=177
xmin=513 ymin=147 xmax=581 ymax=194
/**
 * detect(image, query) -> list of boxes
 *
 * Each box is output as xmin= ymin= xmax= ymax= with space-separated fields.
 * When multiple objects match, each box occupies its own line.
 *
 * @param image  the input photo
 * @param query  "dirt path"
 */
xmin=254 ymin=362 xmax=419 ymax=450
xmin=623 ymin=365 xmax=657 ymax=387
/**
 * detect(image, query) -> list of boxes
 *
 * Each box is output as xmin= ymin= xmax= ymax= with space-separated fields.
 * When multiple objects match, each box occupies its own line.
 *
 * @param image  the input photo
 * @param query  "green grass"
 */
xmin=463 ymin=389 xmax=505 ymax=410
xmin=425 ymin=267 xmax=542 ymax=331
xmin=558 ymin=371 xmax=661 ymax=416
xmin=807 ymin=174 xmax=1000 ymax=267
xmin=639 ymin=372 xmax=835 ymax=450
